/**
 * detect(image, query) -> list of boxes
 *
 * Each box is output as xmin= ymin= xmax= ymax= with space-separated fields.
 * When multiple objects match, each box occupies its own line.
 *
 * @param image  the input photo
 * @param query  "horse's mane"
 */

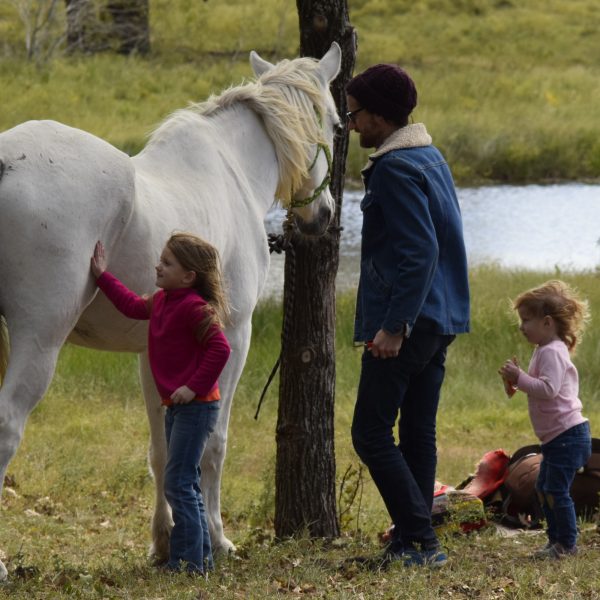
xmin=149 ymin=57 xmax=328 ymax=206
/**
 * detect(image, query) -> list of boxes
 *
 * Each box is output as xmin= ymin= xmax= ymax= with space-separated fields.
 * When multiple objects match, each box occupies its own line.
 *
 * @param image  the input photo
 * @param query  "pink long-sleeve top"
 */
xmin=517 ymin=339 xmax=587 ymax=444
xmin=97 ymin=272 xmax=231 ymax=406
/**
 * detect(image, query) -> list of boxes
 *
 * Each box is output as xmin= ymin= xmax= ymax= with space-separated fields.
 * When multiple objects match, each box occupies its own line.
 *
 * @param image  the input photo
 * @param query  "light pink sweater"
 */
xmin=517 ymin=339 xmax=587 ymax=444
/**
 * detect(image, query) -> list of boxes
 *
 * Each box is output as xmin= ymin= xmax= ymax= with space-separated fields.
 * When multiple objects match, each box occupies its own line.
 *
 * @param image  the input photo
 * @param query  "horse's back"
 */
xmin=0 ymin=120 xmax=134 ymax=223
xmin=0 ymin=120 xmax=135 ymax=322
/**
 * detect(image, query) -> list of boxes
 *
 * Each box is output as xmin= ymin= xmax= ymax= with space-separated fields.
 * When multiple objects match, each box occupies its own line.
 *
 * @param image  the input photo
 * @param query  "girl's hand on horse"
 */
xmin=170 ymin=385 xmax=196 ymax=404
xmin=91 ymin=241 xmax=107 ymax=278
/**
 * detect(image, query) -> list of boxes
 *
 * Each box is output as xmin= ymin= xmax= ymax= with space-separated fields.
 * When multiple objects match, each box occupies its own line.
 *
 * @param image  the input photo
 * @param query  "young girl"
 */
xmin=91 ymin=233 xmax=231 ymax=575
xmin=499 ymin=280 xmax=591 ymax=560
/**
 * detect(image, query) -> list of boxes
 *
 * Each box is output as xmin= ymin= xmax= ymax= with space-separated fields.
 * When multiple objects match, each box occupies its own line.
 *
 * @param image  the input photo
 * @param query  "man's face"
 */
xmin=346 ymin=95 xmax=391 ymax=149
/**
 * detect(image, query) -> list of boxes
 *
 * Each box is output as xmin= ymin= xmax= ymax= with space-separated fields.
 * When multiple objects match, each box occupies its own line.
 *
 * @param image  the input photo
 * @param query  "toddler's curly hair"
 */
xmin=513 ymin=280 xmax=590 ymax=352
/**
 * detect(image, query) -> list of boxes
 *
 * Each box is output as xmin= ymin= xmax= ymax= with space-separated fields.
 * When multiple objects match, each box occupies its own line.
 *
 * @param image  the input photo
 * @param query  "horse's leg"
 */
xmin=202 ymin=318 xmax=252 ymax=555
xmin=138 ymin=352 xmax=171 ymax=563
xmin=0 ymin=318 xmax=67 ymax=580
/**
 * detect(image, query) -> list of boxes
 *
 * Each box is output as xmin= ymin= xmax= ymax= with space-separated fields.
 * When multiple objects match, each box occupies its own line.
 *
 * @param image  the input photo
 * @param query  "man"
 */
xmin=347 ymin=64 xmax=470 ymax=567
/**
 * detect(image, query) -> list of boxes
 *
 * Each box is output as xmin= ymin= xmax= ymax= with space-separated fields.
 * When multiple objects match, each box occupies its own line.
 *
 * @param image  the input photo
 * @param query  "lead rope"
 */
xmin=254 ymin=212 xmax=296 ymax=420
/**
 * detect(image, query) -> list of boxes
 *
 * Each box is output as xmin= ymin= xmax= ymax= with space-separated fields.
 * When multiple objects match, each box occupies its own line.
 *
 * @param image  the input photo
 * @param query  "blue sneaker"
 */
xmin=532 ymin=542 xmax=577 ymax=560
xmin=401 ymin=547 xmax=448 ymax=568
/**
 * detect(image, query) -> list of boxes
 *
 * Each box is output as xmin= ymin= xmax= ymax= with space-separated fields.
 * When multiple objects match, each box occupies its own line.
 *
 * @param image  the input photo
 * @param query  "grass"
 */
xmin=1 ymin=267 xmax=600 ymax=598
xmin=1 ymin=0 xmax=600 ymax=183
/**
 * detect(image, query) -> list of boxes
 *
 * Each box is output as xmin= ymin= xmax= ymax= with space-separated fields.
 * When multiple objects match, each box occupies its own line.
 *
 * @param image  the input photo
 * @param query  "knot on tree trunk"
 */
xmin=276 ymin=422 xmax=310 ymax=443
xmin=312 ymin=14 xmax=328 ymax=33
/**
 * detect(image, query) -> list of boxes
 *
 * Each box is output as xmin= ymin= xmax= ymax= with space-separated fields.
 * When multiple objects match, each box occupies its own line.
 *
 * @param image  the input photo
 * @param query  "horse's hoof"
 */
xmin=148 ymin=543 xmax=170 ymax=566
xmin=214 ymin=539 xmax=236 ymax=556
xmin=149 ymin=556 xmax=169 ymax=568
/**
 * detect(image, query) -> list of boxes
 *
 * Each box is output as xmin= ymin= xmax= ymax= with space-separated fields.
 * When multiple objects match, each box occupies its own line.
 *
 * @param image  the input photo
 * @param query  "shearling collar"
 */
xmin=363 ymin=123 xmax=432 ymax=172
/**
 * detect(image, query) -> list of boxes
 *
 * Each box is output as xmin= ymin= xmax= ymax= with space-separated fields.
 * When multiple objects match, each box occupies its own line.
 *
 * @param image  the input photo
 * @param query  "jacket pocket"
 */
xmin=365 ymin=258 xmax=391 ymax=295
xmin=360 ymin=189 xmax=375 ymax=211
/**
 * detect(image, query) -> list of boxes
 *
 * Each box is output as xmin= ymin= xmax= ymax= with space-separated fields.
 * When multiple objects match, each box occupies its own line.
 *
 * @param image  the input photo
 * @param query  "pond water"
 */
xmin=262 ymin=183 xmax=600 ymax=298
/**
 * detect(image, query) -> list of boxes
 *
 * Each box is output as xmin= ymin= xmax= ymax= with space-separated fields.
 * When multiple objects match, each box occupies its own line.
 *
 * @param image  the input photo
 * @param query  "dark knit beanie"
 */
xmin=346 ymin=64 xmax=417 ymax=123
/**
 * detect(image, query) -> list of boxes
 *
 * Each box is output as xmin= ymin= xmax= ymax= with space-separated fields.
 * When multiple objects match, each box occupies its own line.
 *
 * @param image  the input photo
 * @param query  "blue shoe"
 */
xmin=532 ymin=542 xmax=577 ymax=560
xmin=401 ymin=547 xmax=448 ymax=568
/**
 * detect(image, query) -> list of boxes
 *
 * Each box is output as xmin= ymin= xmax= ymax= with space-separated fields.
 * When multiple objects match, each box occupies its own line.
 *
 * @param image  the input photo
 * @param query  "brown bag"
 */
xmin=499 ymin=438 xmax=600 ymax=528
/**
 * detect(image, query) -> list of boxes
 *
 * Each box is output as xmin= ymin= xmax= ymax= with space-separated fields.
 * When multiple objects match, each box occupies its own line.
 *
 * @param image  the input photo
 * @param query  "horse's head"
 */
xmin=250 ymin=43 xmax=342 ymax=237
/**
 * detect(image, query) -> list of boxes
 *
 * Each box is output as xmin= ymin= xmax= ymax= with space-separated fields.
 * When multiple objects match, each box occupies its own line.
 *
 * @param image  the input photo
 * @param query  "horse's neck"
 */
xmin=142 ymin=105 xmax=279 ymax=217
xmin=214 ymin=106 xmax=280 ymax=208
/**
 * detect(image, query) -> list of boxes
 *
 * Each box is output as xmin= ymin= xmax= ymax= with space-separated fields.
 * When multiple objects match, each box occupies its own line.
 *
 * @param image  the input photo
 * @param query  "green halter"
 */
xmin=289 ymin=106 xmax=333 ymax=209
xmin=289 ymin=142 xmax=332 ymax=208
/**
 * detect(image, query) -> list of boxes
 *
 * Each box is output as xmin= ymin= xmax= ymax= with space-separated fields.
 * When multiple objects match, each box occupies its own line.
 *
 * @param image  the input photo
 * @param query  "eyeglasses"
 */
xmin=346 ymin=107 xmax=365 ymax=123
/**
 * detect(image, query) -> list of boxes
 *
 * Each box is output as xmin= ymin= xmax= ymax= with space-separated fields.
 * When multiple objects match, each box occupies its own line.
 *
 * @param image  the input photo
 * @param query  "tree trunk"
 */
xmin=105 ymin=0 xmax=150 ymax=55
xmin=274 ymin=0 xmax=356 ymax=540
xmin=65 ymin=0 xmax=150 ymax=55
xmin=65 ymin=0 xmax=96 ymax=52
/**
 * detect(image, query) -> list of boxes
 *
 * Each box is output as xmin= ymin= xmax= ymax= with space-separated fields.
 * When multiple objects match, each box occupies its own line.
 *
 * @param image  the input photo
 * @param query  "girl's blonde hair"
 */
xmin=513 ymin=280 xmax=590 ymax=352
xmin=166 ymin=232 xmax=230 ymax=342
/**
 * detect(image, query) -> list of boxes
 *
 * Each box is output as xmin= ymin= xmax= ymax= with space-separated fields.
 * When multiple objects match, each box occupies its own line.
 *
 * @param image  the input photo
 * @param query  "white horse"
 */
xmin=0 ymin=43 xmax=342 ymax=579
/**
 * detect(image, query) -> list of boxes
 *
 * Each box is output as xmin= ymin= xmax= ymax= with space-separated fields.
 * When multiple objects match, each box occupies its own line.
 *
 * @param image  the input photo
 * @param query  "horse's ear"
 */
xmin=319 ymin=42 xmax=342 ymax=84
xmin=250 ymin=50 xmax=274 ymax=77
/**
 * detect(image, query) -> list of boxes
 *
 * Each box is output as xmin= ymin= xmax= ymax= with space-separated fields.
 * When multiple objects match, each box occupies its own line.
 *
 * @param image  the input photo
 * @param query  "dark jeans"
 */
xmin=164 ymin=401 xmax=220 ymax=573
xmin=536 ymin=421 xmax=591 ymax=549
xmin=351 ymin=329 xmax=455 ymax=552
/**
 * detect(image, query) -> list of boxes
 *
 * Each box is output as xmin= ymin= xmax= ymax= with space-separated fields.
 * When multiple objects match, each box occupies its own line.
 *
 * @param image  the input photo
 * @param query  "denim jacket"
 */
xmin=354 ymin=123 xmax=470 ymax=342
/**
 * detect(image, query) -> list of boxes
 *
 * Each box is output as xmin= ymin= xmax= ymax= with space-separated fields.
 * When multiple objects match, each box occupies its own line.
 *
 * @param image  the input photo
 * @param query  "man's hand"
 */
xmin=369 ymin=328 xmax=404 ymax=359
xmin=170 ymin=385 xmax=196 ymax=404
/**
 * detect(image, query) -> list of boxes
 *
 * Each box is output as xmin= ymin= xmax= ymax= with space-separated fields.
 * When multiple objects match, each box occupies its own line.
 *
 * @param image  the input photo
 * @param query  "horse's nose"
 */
xmin=294 ymin=203 xmax=333 ymax=237
xmin=320 ymin=204 xmax=333 ymax=228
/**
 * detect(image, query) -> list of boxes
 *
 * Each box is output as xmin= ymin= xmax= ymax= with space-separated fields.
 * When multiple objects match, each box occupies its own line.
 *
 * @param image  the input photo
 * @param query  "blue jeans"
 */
xmin=164 ymin=401 xmax=220 ymax=573
xmin=351 ymin=330 xmax=455 ymax=552
xmin=536 ymin=421 xmax=591 ymax=549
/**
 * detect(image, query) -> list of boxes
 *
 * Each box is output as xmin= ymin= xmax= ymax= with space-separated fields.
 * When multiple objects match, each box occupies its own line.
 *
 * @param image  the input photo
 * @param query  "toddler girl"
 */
xmin=499 ymin=280 xmax=591 ymax=560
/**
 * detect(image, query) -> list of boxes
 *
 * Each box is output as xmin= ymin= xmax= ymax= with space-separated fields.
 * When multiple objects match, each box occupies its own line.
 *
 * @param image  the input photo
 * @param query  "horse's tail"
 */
xmin=0 ymin=315 xmax=7 ymax=386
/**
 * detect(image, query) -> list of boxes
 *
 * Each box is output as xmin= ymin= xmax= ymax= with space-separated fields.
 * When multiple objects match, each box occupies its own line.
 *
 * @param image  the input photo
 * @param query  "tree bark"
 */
xmin=274 ymin=0 xmax=356 ymax=540
xmin=105 ymin=0 xmax=150 ymax=55
xmin=65 ymin=0 xmax=96 ymax=52
xmin=64 ymin=0 xmax=150 ymax=54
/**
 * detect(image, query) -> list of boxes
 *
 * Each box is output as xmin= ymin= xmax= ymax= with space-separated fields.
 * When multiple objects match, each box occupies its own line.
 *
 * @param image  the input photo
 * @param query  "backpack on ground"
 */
xmin=459 ymin=439 xmax=600 ymax=528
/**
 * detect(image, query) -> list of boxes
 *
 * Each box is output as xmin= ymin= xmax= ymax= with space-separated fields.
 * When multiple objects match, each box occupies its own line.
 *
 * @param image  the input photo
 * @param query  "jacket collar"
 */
xmin=362 ymin=123 xmax=432 ymax=173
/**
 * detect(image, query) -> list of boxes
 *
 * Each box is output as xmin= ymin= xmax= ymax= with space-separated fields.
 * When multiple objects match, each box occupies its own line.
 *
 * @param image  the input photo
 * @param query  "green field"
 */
xmin=1 ymin=268 xmax=600 ymax=598
xmin=2 ymin=0 xmax=600 ymax=183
